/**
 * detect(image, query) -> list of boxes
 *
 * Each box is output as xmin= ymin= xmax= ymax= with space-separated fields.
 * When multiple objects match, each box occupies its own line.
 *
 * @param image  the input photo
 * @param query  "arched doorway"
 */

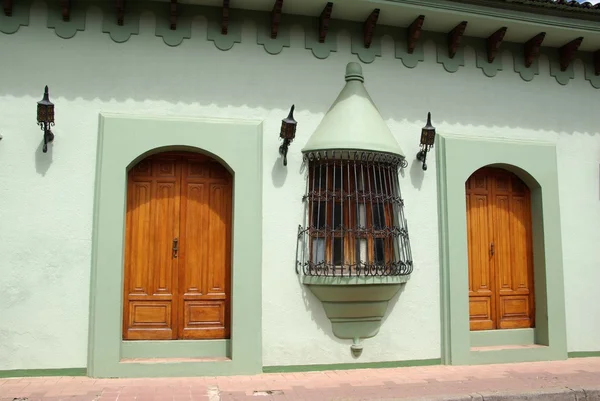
xmin=122 ymin=151 xmax=232 ymax=340
xmin=466 ymin=167 xmax=535 ymax=331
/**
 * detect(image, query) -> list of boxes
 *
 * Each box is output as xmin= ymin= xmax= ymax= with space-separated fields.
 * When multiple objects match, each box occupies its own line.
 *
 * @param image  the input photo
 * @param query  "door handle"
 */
xmin=172 ymin=238 xmax=179 ymax=258
xmin=490 ymin=241 xmax=495 ymax=256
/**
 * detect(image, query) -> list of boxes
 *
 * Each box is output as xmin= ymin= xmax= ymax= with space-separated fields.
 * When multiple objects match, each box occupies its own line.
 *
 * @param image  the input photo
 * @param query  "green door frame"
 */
xmin=436 ymin=134 xmax=568 ymax=365
xmin=87 ymin=113 xmax=263 ymax=378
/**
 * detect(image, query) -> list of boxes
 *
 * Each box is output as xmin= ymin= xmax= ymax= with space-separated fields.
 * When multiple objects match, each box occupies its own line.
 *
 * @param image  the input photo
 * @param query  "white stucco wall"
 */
xmin=0 ymin=3 xmax=599 ymax=371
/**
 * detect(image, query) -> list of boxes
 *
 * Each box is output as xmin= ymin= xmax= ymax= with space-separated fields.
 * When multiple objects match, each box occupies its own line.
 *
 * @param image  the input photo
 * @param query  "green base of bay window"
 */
xmin=120 ymin=340 xmax=231 ymax=360
xmin=87 ymin=113 xmax=263 ymax=378
xmin=436 ymin=134 xmax=568 ymax=366
xmin=303 ymin=276 xmax=408 ymax=349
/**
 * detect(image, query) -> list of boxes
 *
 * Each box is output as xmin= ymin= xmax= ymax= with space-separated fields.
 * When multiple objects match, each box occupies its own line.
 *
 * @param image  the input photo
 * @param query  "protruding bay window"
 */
xmin=297 ymin=151 xmax=413 ymax=277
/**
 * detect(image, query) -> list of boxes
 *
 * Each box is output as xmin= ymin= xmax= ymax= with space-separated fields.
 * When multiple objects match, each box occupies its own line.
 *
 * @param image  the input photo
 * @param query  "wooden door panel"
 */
xmin=468 ymin=194 xmax=493 ymax=293
xmin=493 ymin=170 xmax=534 ymax=329
xmin=182 ymin=301 xmax=227 ymax=339
xmin=126 ymin=301 xmax=174 ymax=340
xmin=493 ymin=194 xmax=513 ymax=293
xmin=498 ymin=295 xmax=531 ymax=329
xmin=178 ymin=159 xmax=232 ymax=339
xmin=466 ymin=171 xmax=496 ymax=330
xmin=469 ymin=297 xmax=494 ymax=331
xmin=180 ymin=182 xmax=207 ymax=296
xmin=206 ymin=183 xmax=230 ymax=296
xmin=509 ymin=195 xmax=530 ymax=292
xmin=123 ymin=157 xmax=180 ymax=340
xmin=153 ymin=181 xmax=178 ymax=295
xmin=128 ymin=181 xmax=152 ymax=295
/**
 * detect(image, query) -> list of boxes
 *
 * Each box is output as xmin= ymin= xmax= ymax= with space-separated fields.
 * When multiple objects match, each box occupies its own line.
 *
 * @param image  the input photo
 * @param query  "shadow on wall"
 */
xmin=0 ymin=3 xmax=599 ymax=136
xmin=35 ymin=138 xmax=52 ymax=175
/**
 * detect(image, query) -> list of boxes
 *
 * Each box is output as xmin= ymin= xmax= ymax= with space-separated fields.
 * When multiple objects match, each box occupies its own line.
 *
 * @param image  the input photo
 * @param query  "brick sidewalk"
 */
xmin=1 ymin=357 xmax=600 ymax=401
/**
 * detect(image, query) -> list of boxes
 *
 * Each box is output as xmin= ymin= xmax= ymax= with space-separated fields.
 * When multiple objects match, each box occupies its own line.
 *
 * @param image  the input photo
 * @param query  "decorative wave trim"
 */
xmin=1 ymin=0 xmax=599 ymax=89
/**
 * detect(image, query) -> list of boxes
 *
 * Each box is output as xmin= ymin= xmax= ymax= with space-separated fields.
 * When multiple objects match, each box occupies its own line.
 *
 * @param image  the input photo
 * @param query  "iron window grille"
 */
xmin=297 ymin=150 xmax=413 ymax=277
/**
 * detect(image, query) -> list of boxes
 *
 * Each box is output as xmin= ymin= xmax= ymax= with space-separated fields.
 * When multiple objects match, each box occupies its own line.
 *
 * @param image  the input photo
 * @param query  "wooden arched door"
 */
xmin=122 ymin=152 xmax=232 ymax=340
xmin=466 ymin=167 xmax=535 ymax=331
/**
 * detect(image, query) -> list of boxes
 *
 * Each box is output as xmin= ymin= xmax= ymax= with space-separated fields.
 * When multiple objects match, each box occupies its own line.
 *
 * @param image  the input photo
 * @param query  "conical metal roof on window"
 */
xmin=302 ymin=62 xmax=405 ymax=159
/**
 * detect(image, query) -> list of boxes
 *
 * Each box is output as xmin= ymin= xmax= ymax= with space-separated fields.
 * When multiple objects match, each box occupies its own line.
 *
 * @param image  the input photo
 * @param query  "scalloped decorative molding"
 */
xmin=1 ymin=0 xmax=599 ymax=89
xmin=0 ymin=0 xmax=31 ymax=34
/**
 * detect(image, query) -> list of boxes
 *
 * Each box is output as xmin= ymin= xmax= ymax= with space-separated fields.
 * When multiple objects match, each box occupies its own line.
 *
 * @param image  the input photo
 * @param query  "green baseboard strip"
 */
xmin=568 ymin=351 xmax=600 ymax=358
xmin=0 ymin=368 xmax=87 ymax=378
xmin=262 ymin=358 xmax=441 ymax=373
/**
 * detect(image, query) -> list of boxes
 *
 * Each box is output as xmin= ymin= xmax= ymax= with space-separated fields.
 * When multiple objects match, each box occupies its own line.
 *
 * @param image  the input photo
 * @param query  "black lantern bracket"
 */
xmin=279 ymin=104 xmax=297 ymax=166
xmin=416 ymin=112 xmax=436 ymax=171
xmin=37 ymin=85 xmax=55 ymax=153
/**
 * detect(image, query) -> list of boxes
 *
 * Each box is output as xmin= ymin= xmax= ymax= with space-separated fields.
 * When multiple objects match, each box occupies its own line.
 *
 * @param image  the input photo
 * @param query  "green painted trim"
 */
xmin=568 ymin=351 xmax=600 ymax=358
xmin=262 ymin=358 xmax=441 ymax=373
xmin=0 ymin=368 xmax=87 ymax=378
xmin=120 ymin=340 xmax=231 ymax=359
xmin=470 ymin=329 xmax=535 ymax=347
xmin=304 ymin=280 xmax=406 ymax=353
xmin=1 ymin=1 xmax=599 ymax=89
xmin=436 ymin=134 xmax=568 ymax=366
xmin=87 ymin=113 xmax=263 ymax=378
xmin=46 ymin=0 xmax=86 ymax=39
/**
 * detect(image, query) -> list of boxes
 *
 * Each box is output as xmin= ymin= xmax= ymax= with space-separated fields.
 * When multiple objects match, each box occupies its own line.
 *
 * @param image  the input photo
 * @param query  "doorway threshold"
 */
xmin=471 ymin=344 xmax=547 ymax=352
xmin=120 ymin=357 xmax=231 ymax=364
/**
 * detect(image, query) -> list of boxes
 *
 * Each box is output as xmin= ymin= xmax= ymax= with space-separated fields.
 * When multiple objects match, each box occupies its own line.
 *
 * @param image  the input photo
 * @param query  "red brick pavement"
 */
xmin=1 ymin=357 xmax=599 ymax=401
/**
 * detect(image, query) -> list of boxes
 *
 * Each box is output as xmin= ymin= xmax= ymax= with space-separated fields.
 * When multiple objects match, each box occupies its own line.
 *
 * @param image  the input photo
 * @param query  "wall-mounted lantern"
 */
xmin=279 ymin=105 xmax=297 ymax=166
xmin=416 ymin=112 xmax=436 ymax=171
xmin=37 ymin=85 xmax=55 ymax=153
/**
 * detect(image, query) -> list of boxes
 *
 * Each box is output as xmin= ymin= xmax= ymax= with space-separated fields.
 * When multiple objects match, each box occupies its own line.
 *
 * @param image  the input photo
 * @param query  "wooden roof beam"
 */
xmin=318 ymin=2 xmax=333 ymax=43
xmin=3 ymin=0 xmax=12 ymax=16
xmin=116 ymin=0 xmax=124 ymax=26
xmin=170 ymin=0 xmax=177 ymax=30
xmin=594 ymin=50 xmax=600 ymax=76
xmin=271 ymin=0 xmax=283 ymax=39
xmin=448 ymin=21 xmax=467 ymax=59
xmin=407 ymin=15 xmax=425 ymax=54
xmin=363 ymin=8 xmax=380 ymax=49
xmin=559 ymin=37 xmax=583 ymax=71
xmin=222 ymin=0 xmax=230 ymax=35
xmin=524 ymin=32 xmax=546 ymax=68
xmin=61 ymin=0 xmax=70 ymax=21
xmin=487 ymin=27 xmax=507 ymax=63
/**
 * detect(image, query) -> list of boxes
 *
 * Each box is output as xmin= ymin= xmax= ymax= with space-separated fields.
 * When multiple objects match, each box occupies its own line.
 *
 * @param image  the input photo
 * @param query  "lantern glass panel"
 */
xmin=281 ymin=123 xmax=296 ymax=140
xmin=426 ymin=131 xmax=435 ymax=146
xmin=37 ymin=106 xmax=47 ymax=123
xmin=47 ymin=105 xmax=55 ymax=123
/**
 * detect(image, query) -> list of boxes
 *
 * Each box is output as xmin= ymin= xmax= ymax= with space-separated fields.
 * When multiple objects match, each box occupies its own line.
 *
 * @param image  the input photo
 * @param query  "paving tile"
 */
xmin=2 ymin=358 xmax=600 ymax=400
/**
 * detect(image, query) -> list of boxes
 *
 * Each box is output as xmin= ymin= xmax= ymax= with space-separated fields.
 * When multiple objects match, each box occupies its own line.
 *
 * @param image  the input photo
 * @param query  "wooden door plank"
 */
xmin=466 ymin=170 xmax=495 ymax=331
xmin=179 ymin=158 xmax=232 ymax=339
xmin=123 ymin=156 xmax=180 ymax=340
xmin=492 ymin=169 xmax=535 ymax=329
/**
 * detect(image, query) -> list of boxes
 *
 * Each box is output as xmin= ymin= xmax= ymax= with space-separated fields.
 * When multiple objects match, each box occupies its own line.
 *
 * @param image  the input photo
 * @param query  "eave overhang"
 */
xmin=172 ymin=0 xmax=600 ymax=51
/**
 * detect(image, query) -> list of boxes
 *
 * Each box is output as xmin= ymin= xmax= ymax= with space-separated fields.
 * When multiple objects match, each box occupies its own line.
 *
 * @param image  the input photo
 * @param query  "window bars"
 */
xmin=297 ymin=150 xmax=413 ymax=277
